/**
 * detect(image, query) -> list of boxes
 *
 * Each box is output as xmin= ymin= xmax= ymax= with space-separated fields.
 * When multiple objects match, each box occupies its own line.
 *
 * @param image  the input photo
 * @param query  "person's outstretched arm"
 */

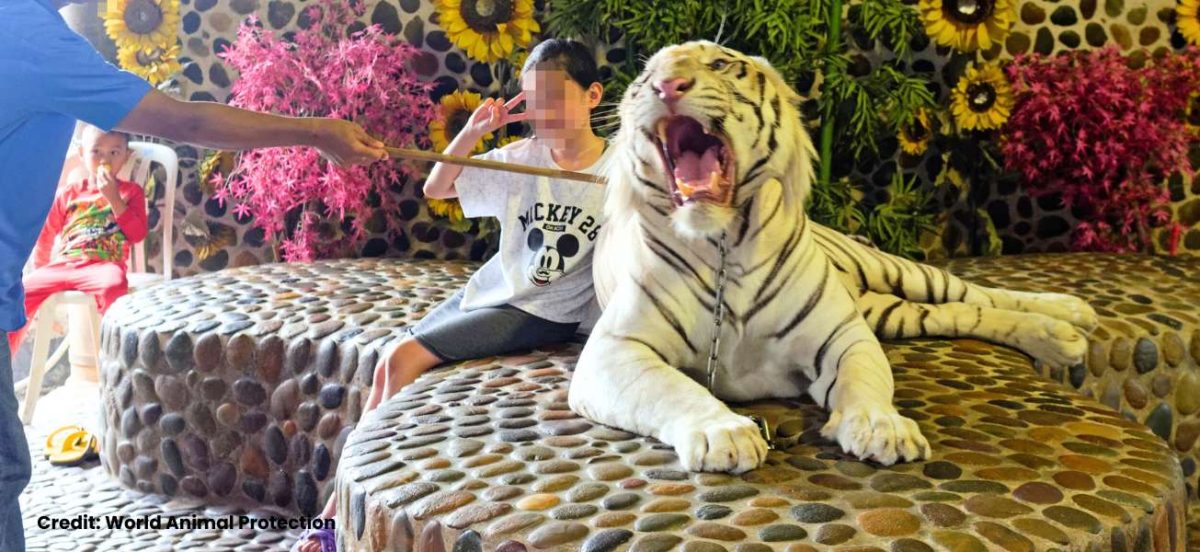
xmin=424 ymin=93 xmax=527 ymax=199
xmin=116 ymin=90 xmax=387 ymax=167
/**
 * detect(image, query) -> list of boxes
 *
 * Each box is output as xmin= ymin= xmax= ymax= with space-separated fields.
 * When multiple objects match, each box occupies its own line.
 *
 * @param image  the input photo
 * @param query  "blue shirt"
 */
xmin=0 ymin=0 xmax=151 ymax=331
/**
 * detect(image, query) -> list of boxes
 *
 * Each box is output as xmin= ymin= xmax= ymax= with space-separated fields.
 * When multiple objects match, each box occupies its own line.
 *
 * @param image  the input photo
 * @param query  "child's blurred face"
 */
xmin=79 ymin=129 xmax=130 ymax=177
xmin=521 ymin=66 xmax=600 ymax=137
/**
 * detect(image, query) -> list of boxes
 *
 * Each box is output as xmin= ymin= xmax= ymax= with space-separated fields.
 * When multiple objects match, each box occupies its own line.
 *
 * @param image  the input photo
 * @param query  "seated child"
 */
xmin=294 ymin=38 xmax=610 ymax=552
xmin=7 ymin=125 xmax=148 ymax=352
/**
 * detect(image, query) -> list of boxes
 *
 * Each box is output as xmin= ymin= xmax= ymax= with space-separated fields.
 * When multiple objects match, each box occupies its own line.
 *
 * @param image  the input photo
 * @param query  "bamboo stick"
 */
xmin=386 ymin=146 xmax=606 ymax=185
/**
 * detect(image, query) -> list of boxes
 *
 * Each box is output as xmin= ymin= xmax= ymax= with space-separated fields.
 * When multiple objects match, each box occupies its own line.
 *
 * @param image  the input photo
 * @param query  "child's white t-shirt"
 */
xmin=454 ymin=138 xmax=611 ymax=329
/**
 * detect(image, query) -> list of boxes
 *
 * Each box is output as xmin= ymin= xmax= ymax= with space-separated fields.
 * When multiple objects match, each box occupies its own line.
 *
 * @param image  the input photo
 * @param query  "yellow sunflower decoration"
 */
xmin=435 ymin=0 xmax=540 ymax=63
xmin=426 ymin=197 xmax=466 ymax=225
xmin=429 ymin=91 xmax=494 ymax=154
xmin=509 ymin=48 xmax=530 ymax=80
xmin=117 ymin=44 xmax=181 ymax=86
xmin=919 ymin=0 xmax=1015 ymax=52
xmin=898 ymin=110 xmax=932 ymax=156
xmin=104 ymin=0 xmax=180 ymax=52
xmin=1186 ymin=92 xmax=1200 ymax=135
xmin=951 ymin=63 xmax=1014 ymax=131
xmin=494 ymin=134 xmax=523 ymax=149
xmin=1179 ymin=0 xmax=1200 ymax=46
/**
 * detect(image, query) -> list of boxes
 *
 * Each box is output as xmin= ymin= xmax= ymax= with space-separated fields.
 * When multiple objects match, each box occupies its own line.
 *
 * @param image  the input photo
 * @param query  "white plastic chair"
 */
xmin=20 ymin=141 xmax=177 ymax=423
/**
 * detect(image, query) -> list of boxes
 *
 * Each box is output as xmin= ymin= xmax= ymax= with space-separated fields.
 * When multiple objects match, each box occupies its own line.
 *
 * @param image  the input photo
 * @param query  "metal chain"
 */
xmin=706 ymin=231 xmax=729 ymax=392
xmin=705 ymin=230 xmax=774 ymax=449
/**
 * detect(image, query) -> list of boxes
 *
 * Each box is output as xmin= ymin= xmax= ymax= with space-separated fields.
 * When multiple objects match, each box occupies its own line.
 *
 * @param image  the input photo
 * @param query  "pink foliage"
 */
xmin=214 ymin=0 xmax=436 ymax=261
xmin=1002 ymin=47 xmax=1200 ymax=254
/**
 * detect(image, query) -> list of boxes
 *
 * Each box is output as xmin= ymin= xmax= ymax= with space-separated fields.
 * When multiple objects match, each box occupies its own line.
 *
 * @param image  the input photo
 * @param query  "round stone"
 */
xmin=593 ymin=512 xmax=636 ymax=528
xmin=1013 ymin=482 xmax=1064 ymax=504
xmin=233 ymin=378 xmax=266 ymax=406
xmin=200 ymin=377 xmax=227 ymax=401
xmin=631 ymin=534 xmax=682 ymax=551
xmin=641 ymin=498 xmax=690 ymax=513
xmin=870 ymin=473 xmax=931 ymax=492
xmin=319 ymin=384 xmax=346 ymax=409
xmin=1144 ymin=403 xmax=1173 ymax=441
xmin=567 ymin=483 xmax=608 ymax=503
xmin=686 ymin=522 xmax=746 ymax=541
xmin=919 ymin=503 xmax=966 ymax=528
xmin=814 ymin=523 xmax=856 ymax=544
xmin=1111 ymin=338 xmax=1133 ymax=371
xmin=215 ymin=403 xmax=240 ymax=428
xmin=731 ymin=509 xmax=778 ymax=526
xmin=208 ymin=462 xmax=236 ymax=496
xmin=857 ymin=508 xmax=920 ymax=537
xmin=1043 ymin=505 xmax=1102 ymax=533
xmin=634 ymin=513 xmax=690 ymax=532
xmin=963 ymin=495 xmax=1033 ymax=518
xmin=265 ymin=426 xmax=287 ymax=465
xmin=588 ymin=464 xmax=633 ymax=481
xmin=759 ymin=524 xmax=807 ymax=542
xmin=516 ymin=494 xmax=559 ymax=511
xmin=649 ymin=483 xmax=694 ymax=496
xmin=1133 ymin=338 xmax=1158 ymax=373
xmin=160 ymin=413 xmax=185 ymax=436
xmin=1053 ymin=471 xmax=1096 ymax=490
xmin=270 ymin=380 xmax=300 ymax=419
xmin=922 ymin=461 xmax=961 ymax=480
xmin=1163 ymin=332 xmax=1186 ymax=366
xmin=791 ymin=504 xmax=844 ymax=523
xmin=154 ymin=376 xmax=188 ymax=411
xmin=1177 ymin=372 xmax=1200 ymax=415
xmin=601 ymin=493 xmax=639 ymax=511
xmin=565 ymin=527 xmax=626 ymax=552
xmin=551 ymin=504 xmax=598 ymax=520
xmin=696 ymin=504 xmax=733 ymax=520
xmin=697 ymin=486 xmax=758 ymax=502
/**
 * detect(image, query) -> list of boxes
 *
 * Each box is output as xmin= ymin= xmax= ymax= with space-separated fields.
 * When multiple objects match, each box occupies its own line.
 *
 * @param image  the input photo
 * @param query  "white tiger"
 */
xmin=568 ymin=41 xmax=1097 ymax=473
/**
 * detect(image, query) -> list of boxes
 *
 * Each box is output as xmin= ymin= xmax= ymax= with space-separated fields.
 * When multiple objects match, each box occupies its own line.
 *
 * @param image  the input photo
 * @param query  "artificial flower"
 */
xmin=428 ymin=90 xmax=493 ymax=153
xmin=951 ymin=63 xmax=1013 ymax=131
xmin=898 ymin=109 xmax=932 ymax=155
xmin=919 ymin=0 xmax=1015 ymax=52
xmin=104 ymin=0 xmax=180 ymax=53
xmin=117 ymin=44 xmax=181 ymax=85
xmin=435 ymin=0 xmax=540 ymax=63
xmin=1179 ymin=0 xmax=1200 ymax=46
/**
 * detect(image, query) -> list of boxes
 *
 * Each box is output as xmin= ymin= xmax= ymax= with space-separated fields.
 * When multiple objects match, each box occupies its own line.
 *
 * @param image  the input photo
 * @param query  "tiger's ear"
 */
xmin=748 ymin=56 xmax=802 ymax=105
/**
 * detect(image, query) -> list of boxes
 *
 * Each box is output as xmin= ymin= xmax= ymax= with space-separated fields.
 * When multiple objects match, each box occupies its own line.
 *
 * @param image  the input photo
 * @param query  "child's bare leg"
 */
xmin=297 ymin=337 xmax=443 ymax=552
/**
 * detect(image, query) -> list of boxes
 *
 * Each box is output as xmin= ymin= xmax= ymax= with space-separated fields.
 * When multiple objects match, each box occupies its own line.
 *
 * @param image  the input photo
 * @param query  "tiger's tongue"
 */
xmin=672 ymin=148 xmax=721 ymax=198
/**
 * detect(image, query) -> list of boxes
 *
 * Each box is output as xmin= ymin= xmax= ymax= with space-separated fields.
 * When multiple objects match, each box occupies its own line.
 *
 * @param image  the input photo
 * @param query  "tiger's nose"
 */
xmin=654 ymin=77 xmax=694 ymax=104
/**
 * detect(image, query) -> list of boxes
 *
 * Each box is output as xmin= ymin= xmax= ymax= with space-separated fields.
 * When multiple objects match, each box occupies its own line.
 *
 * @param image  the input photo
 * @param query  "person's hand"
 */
xmin=312 ymin=119 xmax=388 ymax=167
xmin=463 ymin=93 xmax=529 ymax=139
xmin=96 ymin=163 xmax=120 ymax=200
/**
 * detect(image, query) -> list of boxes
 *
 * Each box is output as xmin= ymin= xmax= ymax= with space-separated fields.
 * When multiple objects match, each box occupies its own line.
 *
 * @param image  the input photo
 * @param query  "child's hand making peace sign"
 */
xmin=463 ymin=93 xmax=529 ymax=140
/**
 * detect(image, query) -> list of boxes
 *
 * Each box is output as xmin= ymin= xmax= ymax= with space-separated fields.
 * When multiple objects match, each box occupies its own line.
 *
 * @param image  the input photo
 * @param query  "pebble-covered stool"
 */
xmin=332 ymin=254 xmax=1197 ymax=551
xmin=97 ymin=259 xmax=472 ymax=515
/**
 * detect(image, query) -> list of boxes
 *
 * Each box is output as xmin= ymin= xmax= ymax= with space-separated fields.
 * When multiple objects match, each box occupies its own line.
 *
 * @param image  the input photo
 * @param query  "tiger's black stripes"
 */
xmin=874 ymin=299 xmax=904 ymax=334
xmin=634 ymin=280 xmax=699 ymax=355
xmin=771 ymin=260 xmax=830 ymax=339
xmin=616 ymin=335 xmax=670 ymax=365
xmin=813 ymin=311 xmax=859 ymax=376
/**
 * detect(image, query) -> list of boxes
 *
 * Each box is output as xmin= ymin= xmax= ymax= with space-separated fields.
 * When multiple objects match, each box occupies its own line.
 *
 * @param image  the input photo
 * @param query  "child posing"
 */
xmin=294 ymin=38 xmax=609 ymax=552
xmin=7 ymin=125 xmax=147 ymax=352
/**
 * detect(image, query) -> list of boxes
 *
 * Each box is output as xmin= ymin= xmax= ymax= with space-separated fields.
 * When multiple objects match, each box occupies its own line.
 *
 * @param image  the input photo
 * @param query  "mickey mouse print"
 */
xmin=520 ymin=202 xmax=601 ymax=287
xmin=452 ymin=138 xmax=611 ymax=326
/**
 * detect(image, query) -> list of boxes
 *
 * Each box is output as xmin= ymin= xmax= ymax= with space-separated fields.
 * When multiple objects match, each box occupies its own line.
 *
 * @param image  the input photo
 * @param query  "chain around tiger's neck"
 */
xmin=705 ymin=230 xmax=729 ymax=393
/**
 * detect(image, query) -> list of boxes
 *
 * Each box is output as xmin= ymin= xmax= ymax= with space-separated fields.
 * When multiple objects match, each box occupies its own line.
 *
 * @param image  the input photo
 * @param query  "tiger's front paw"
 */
xmin=667 ymin=413 xmax=769 ymax=474
xmin=1035 ymin=293 xmax=1099 ymax=333
xmin=821 ymin=402 xmax=930 ymax=466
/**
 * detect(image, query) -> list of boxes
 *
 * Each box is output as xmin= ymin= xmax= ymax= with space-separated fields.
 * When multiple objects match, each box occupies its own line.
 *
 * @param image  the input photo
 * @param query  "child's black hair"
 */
xmin=81 ymin=124 xmax=130 ymax=147
xmin=521 ymin=39 xmax=599 ymax=89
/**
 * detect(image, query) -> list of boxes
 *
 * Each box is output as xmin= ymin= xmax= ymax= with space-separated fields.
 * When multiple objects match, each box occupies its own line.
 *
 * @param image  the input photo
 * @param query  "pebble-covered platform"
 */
xmin=332 ymin=254 xmax=1196 ymax=551
xmin=95 ymin=255 xmax=1197 ymax=551
xmin=97 ymin=260 xmax=472 ymax=515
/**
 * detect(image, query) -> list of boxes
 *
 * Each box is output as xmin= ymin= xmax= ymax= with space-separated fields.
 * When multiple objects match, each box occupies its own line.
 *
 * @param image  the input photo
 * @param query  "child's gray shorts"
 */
xmin=408 ymin=288 xmax=582 ymax=362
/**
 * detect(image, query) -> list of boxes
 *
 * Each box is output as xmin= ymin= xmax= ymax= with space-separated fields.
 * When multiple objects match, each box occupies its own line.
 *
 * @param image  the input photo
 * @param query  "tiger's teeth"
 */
xmin=676 ymin=178 xmax=696 ymax=197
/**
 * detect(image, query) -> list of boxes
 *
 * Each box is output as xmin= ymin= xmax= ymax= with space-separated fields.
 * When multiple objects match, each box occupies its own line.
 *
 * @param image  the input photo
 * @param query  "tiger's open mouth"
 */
xmin=653 ymin=116 xmax=735 ymax=207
